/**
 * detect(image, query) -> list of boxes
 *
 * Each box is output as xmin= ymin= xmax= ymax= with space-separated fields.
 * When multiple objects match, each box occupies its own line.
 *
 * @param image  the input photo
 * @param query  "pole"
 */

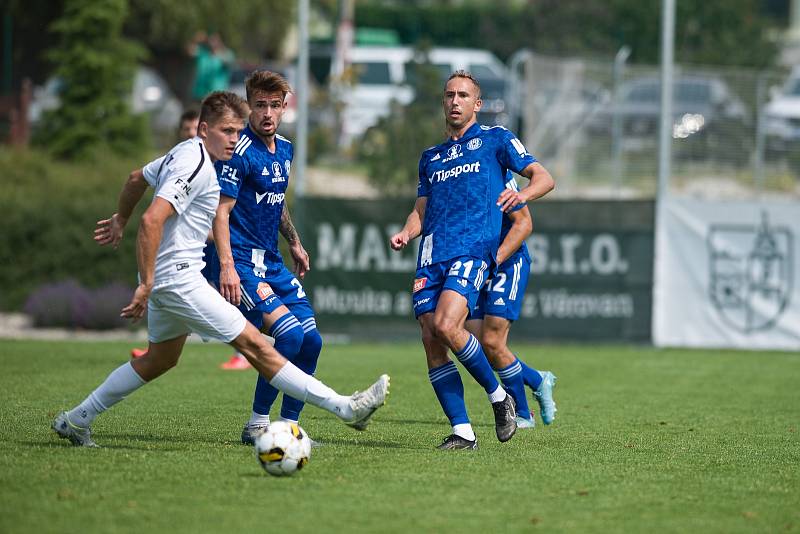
xmin=611 ymin=45 xmax=631 ymax=197
xmin=295 ymin=0 xmax=309 ymax=198
xmin=657 ymin=0 xmax=675 ymax=199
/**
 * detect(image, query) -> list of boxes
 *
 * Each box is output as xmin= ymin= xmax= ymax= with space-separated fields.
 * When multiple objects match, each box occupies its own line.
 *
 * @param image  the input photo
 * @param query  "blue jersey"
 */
xmin=214 ymin=126 xmax=293 ymax=277
xmin=416 ymin=123 xmax=536 ymax=268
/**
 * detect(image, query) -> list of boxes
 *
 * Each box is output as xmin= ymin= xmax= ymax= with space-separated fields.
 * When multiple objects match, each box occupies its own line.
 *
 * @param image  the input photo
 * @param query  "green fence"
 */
xmin=295 ymin=198 xmax=654 ymax=342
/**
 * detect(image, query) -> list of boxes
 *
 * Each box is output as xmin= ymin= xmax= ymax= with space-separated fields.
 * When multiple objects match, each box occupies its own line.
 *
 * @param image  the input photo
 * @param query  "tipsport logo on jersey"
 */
xmin=430 ymin=161 xmax=481 ymax=184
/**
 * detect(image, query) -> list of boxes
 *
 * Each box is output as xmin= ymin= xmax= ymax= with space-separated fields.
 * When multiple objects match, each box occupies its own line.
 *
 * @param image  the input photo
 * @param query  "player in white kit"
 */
xmin=52 ymin=91 xmax=389 ymax=447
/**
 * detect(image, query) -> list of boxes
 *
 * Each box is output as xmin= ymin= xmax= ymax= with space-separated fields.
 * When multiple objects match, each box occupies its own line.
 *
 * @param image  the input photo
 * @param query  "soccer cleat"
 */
xmin=534 ymin=371 xmax=557 ymax=425
xmin=344 ymin=374 xmax=390 ymax=431
xmin=515 ymin=415 xmax=536 ymax=429
xmin=240 ymin=422 xmax=269 ymax=445
xmin=220 ymin=354 xmax=251 ymax=371
xmin=437 ymin=434 xmax=478 ymax=450
xmin=52 ymin=412 xmax=98 ymax=448
xmin=130 ymin=347 xmax=147 ymax=359
xmin=492 ymin=393 xmax=517 ymax=442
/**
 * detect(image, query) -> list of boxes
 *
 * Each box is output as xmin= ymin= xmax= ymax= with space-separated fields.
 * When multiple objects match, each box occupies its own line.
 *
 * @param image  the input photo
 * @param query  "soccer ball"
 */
xmin=254 ymin=421 xmax=312 ymax=476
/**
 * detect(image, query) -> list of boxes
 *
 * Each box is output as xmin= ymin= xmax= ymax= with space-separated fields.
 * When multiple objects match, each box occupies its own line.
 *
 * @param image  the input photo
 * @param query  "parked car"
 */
xmin=763 ymin=66 xmax=800 ymax=153
xmin=588 ymin=75 xmax=750 ymax=159
xmin=28 ymin=66 xmax=183 ymax=138
xmin=314 ymin=45 xmax=511 ymax=141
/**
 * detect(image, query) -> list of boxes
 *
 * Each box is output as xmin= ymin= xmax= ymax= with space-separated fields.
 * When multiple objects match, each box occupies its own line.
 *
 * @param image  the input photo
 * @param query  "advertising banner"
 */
xmin=653 ymin=198 xmax=800 ymax=350
xmin=295 ymin=198 xmax=654 ymax=341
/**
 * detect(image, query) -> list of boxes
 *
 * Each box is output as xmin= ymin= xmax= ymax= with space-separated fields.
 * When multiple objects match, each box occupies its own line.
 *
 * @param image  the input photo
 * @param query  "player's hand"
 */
xmin=289 ymin=241 xmax=311 ymax=279
xmin=219 ymin=264 xmax=241 ymax=306
xmin=390 ymin=231 xmax=410 ymax=250
xmin=496 ymin=189 xmax=526 ymax=212
xmin=121 ymin=284 xmax=151 ymax=321
xmin=94 ymin=213 xmax=126 ymax=248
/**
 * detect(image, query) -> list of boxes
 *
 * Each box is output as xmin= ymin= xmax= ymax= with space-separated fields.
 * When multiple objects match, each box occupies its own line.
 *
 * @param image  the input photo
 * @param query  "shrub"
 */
xmin=23 ymin=280 xmax=137 ymax=330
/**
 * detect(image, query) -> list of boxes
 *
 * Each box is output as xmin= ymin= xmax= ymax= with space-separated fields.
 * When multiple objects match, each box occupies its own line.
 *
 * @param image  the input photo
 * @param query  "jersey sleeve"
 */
xmin=154 ymin=146 xmax=206 ymax=215
xmin=141 ymin=155 xmax=166 ymax=187
xmin=215 ymin=153 xmax=248 ymax=200
xmin=497 ymin=130 xmax=537 ymax=175
xmin=417 ymin=154 xmax=431 ymax=198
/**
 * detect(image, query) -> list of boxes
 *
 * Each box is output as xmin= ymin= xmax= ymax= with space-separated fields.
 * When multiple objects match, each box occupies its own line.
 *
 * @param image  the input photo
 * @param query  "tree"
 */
xmin=34 ymin=0 xmax=147 ymax=160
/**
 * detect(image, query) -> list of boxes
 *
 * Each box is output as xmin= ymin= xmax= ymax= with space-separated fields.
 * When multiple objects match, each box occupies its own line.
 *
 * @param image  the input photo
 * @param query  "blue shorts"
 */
xmin=202 ymin=245 xmax=314 ymax=329
xmin=469 ymin=253 xmax=530 ymax=322
xmin=412 ymin=256 xmax=490 ymax=318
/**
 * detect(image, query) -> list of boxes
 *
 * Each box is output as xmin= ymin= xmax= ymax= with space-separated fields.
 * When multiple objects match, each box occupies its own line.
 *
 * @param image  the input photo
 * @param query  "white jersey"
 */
xmin=141 ymin=137 xmax=220 ymax=285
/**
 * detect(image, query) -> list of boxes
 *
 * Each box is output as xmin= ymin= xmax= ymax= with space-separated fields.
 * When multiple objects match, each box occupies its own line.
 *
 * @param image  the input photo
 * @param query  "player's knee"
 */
xmin=432 ymin=315 xmax=458 ymax=343
xmin=274 ymin=323 xmax=305 ymax=358
xmin=302 ymin=329 xmax=323 ymax=359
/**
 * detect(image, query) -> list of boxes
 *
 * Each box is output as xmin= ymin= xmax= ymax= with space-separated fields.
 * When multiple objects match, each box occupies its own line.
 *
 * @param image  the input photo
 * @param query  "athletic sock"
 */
xmin=67 ymin=362 xmax=146 ymax=427
xmin=428 ymin=361 xmax=470 ymax=427
xmin=252 ymin=314 xmax=305 ymax=416
xmin=452 ymin=423 xmax=476 ymax=442
xmin=280 ymin=321 xmax=322 ymax=421
xmin=453 ymin=334 xmax=500 ymax=394
xmin=497 ymin=359 xmax=531 ymax=419
xmin=247 ymin=412 xmax=270 ymax=427
xmin=518 ymin=357 xmax=544 ymax=390
xmin=269 ymin=361 xmax=353 ymax=420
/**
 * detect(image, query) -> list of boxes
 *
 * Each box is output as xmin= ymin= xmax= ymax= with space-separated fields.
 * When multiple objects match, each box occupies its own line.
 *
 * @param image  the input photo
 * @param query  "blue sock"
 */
xmin=497 ymin=359 xmax=531 ymax=419
xmin=428 ymin=361 xmax=469 ymax=426
xmin=252 ymin=314 xmax=304 ymax=415
xmin=454 ymin=334 xmax=500 ymax=394
xmin=518 ymin=357 xmax=543 ymax=390
xmin=280 ymin=321 xmax=322 ymax=421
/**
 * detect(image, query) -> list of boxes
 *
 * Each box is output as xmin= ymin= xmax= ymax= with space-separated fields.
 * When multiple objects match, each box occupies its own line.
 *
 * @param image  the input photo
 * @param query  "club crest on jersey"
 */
xmin=256 ymin=282 xmax=274 ymax=300
xmin=467 ymin=138 xmax=482 ymax=150
xmin=272 ymin=162 xmax=282 ymax=177
xmin=443 ymin=144 xmax=462 ymax=162
xmin=413 ymin=277 xmax=427 ymax=293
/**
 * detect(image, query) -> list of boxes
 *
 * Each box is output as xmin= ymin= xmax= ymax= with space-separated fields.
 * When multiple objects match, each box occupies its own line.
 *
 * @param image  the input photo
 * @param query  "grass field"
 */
xmin=1 ymin=339 xmax=798 ymax=533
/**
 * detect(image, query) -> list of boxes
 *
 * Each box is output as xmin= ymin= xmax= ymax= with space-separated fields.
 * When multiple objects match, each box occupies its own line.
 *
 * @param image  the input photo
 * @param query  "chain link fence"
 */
xmin=511 ymin=52 xmax=800 ymax=200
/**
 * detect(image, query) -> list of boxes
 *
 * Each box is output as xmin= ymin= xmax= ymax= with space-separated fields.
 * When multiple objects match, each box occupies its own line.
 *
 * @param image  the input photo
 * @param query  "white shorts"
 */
xmin=147 ymin=273 xmax=247 ymax=344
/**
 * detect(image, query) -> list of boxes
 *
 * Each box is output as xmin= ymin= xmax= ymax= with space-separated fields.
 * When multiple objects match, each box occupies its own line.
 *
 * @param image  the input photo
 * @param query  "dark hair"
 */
xmin=446 ymin=70 xmax=482 ymax=98
xmin=245 ymin=70 xmax=292 ymax=103
xmin=198 ymin=91 xmax=248 ymax=125
xmin=180 ymin=109 xmax=199 ymax=123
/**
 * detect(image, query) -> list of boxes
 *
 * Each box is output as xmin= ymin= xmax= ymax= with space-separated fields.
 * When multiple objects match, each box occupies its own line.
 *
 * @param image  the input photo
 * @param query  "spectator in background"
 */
xmin=188 ymin=31 xmax=236 ymax=103
xmin=177 ymin=109 xmax=200 ymax=140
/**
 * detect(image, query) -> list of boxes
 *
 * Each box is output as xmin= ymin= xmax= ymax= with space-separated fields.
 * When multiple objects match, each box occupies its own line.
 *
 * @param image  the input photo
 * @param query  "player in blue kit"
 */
xmin=390 ymin=71 xmax=554 ymax=449
xmin=204 ymin=70 xmax=321 ymax=444
xmin=466 ymin=174 xmax=557 ymax=430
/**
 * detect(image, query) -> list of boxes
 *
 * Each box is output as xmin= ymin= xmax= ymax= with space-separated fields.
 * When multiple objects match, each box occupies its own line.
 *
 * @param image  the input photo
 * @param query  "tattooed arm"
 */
xmin=280 ymin=204 xmax=310 ymax=278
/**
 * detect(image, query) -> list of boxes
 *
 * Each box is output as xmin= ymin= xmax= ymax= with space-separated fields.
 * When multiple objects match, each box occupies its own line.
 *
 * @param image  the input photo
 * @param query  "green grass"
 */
xmin=1 ymin=340 xmax=798 ymax=533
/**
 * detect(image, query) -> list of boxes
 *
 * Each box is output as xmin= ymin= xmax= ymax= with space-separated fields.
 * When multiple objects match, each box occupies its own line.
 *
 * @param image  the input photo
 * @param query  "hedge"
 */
xmin=0 ymin=147 xmax=150 ymax=311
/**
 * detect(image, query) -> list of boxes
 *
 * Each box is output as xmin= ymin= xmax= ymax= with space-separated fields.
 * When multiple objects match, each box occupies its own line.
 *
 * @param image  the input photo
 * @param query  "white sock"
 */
xmin=67 ymin=362 xmax=146 ymax=427
xmin=248 ymin=412 xmax=270 ymax=427
xmin=278 ymin=417 xmax=298 ymax=424
xmin=269 ymin=362 xmax=353 ymax=420
xmin=453 ymin=423 xmax=476 ymax=441
xmin=488 ymin=385 xmax=506 ymax=403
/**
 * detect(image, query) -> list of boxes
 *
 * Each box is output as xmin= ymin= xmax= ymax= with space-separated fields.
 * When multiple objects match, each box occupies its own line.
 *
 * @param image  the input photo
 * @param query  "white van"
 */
xmin=340 ymin=46 xmax=510 ymax=141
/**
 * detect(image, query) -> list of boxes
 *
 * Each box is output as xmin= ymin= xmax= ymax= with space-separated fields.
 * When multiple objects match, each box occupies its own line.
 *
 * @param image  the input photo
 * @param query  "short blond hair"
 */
xmin=446 ymin=70 xmax=481 ymax=98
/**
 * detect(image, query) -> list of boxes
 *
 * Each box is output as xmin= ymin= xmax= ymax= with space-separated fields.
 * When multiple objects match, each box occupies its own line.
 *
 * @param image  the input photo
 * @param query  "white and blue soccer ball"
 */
xmin=254 ymin=421 xmax=312 ymax=476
